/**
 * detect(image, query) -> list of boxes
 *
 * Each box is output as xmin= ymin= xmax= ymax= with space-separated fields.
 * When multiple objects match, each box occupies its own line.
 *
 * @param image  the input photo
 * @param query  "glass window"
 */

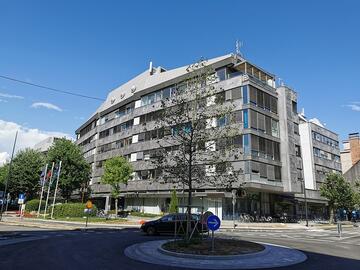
xmin=257 ymin=90 xmax=264 ymax=108
xmin=258 ymin=113 xmax=265 ymax=132
xmin=250 ymin=110 xmax=257 ymax=129
xmin=274 ymin=166 xmax=281 ymax=181
xmin=270 ymin=97 xmax=277 ymax=114
xmin=271 ymin=120 xmax=279 ymax=137
xmin=243 ymin=86 xmax=248 ymax=104
xmin=216 ymin=68 xmax=227 ymax=81
xmin=243 ymin=110 xmax=248 ymax=128
xmin=264 ymin=93 xmax=271 ymax=110
xmin=243 ymin=134 xmax=250 ymax=154
xmin=265 ymin=116 xmax=271 ymax=135
xmin=163 ymin=87 xmax=171 ymax=99
xmin=249 ymin=86 xmax=257 ymax=104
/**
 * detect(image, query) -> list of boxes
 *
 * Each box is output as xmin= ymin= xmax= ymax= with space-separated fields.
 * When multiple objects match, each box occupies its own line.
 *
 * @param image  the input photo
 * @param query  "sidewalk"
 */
xmin=1 ymin=216 xmax=141 ymax=230
xmin=1 ymin=215 xmax=354 ymax=232
xmin=220 ymin=220 xmax=355 ymax=231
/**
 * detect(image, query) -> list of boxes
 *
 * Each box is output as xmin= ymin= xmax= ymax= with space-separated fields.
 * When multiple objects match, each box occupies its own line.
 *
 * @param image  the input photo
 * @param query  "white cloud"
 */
xmin=0 ymin=119 xmax=72 ymax=165
xmin=0 ymin=152 xmax=9 ymax=166
xmin=346 ymin=104 xmax=360 ymax=112
xmin=0 ymin=92 xmax=24 ymax=99
xmin=0 ymin=99 xmax=8 ymax=103
xmin=31 ymin=102 xmax=63 ymax=112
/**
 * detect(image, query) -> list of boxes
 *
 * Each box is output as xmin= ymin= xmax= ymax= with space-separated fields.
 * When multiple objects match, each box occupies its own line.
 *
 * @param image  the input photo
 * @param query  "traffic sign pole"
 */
xmin=206 ymin=215 xmax=221 ymax=253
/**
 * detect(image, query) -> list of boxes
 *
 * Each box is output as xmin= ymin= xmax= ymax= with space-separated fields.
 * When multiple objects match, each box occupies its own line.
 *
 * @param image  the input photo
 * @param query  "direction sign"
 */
xmin=207 ymin=215 xmax=221 ymax=231
xmin=18 ymin=194 xmax=25 ymax=204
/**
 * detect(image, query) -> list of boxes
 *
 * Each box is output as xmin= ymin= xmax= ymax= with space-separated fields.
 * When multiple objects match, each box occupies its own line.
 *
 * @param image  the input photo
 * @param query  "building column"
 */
xmin=105 ymin=196 xmax=111 ymax=213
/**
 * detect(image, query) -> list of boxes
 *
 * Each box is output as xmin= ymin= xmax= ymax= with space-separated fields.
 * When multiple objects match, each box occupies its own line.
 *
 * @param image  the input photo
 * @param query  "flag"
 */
xmin=39 ymin=166 xmax=47 ymax=186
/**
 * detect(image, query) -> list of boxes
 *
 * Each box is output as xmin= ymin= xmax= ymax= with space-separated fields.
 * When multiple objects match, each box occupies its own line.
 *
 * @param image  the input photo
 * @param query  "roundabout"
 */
xmin=124 ymin=239 xmax=307 ymax=269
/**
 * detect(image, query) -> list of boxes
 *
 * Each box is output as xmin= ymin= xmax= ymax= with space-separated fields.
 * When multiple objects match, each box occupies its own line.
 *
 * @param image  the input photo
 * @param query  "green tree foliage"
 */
xmin=6 ymin=149 xmax=44 ymax=199
xmin=0 ymin=163 xmax=9 ymax=191
xmin=169 ymin=189 xmax=179 ymax=213
xmin=353 ymin=181 xmax=360 ymax=210
xmin=47 ymin=138 xmax=91 ymax=201
xmin=320 ymin=172 xmax=354 ymax=223
xmin=101 ymin=156 xmax=132 ymax=215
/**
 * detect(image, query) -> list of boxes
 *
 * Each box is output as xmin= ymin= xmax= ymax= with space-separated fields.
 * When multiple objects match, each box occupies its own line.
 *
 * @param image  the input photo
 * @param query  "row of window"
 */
xmin=246 ymin=109 xmax=279 ymax=138
xmin=250 ymin=134 xmax=281 ymax=161
xmin=246 ymin=161 xmax=281 ymax=181
xmin=313 ymin=147 xmax=340 ymax=162
xmin=247 ymin=85 xmax=278 ymax=114
xmin=312 ymin=132 xmax=339 ymax=148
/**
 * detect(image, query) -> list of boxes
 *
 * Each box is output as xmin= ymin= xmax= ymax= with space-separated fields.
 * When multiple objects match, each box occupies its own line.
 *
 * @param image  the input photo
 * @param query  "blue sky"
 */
xmin=0 ymin=0 xmax=359 ymax=158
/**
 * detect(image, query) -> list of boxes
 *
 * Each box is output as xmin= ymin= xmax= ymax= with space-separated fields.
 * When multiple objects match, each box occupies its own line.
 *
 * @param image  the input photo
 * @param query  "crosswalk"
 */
xmin=225 ymin=229 xmax=360 ymax=246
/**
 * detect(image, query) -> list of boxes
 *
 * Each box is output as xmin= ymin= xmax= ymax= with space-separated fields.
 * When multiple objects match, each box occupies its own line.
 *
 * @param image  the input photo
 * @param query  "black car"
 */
xmin=141 ymin=213 xmax=208 ymax=235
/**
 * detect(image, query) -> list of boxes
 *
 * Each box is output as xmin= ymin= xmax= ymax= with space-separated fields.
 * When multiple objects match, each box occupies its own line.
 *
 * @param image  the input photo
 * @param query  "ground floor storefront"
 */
xmin=92 ymin=190 xmax=329 ymax=221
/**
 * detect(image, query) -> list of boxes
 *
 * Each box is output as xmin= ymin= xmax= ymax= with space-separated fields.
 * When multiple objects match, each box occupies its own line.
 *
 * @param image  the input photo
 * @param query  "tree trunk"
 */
xmin=115 ymin=198 xmax=118 ymax=218
xmin=186 ymin=187 xmax=192 ymax=243
xmin=329 ymin=205 xmax=334 ymax=224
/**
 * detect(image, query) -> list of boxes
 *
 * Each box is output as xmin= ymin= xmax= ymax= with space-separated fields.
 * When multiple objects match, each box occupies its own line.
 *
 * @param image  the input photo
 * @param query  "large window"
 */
xmin=248 ymin=109 xmax=279 ymax=138
xmin=250 ymin=135 xmax=280 ymax=161
xmin=247 ymin=85 xmax=277 ymax=114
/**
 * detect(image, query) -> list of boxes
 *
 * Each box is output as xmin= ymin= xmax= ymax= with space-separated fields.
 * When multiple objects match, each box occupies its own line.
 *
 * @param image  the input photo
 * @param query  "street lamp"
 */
xmin=302 ymin=180 xmax=309 ymax=227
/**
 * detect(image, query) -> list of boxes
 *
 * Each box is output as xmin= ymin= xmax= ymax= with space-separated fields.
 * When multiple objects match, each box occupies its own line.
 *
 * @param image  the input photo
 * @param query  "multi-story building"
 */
xmin=75 ymin=53 xmax=320 ymax=219
xmin=34 ymin=136 xmax=61 ymax=154
xmin=341 ymin=133 xmax=360 ymax=174
xmin=298 ymin=115 xmax=342 ymax=217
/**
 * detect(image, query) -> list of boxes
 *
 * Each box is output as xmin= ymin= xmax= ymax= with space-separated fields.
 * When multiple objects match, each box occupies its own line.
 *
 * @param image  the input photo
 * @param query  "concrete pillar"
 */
xmin=105 ymin=196 xmax=111 ymax=213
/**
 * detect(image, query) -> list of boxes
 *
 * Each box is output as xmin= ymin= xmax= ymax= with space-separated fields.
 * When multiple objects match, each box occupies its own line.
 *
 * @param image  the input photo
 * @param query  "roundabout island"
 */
xmin=124 ymin=238 xmax=307 ymax=269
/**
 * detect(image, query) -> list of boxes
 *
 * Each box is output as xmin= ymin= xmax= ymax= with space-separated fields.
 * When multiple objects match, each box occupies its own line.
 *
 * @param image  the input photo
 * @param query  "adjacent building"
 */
xmin=341 ymin=133 xmax=360 ymax=174
xmin=75 ymin=53 xmax=339 ymax=219
xmin=297 ymin=115 xmax=342 ymax=217
xmin=34 ymin=136 xmax=61 ymax=154
xmin=342 ymin=133 xmax=360 ymax=184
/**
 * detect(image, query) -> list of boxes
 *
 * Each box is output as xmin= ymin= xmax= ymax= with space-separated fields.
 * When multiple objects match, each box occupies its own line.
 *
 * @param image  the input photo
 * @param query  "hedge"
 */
xmin=52 ymin=203 xmax=97 ymax=218
xmin=26 ymin=199 xmax=45 ymax=212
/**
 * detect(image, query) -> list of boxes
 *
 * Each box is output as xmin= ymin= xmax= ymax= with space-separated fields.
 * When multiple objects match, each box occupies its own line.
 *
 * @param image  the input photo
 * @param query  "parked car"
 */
xmin=141 ymin=213 xmax=208 ymax=235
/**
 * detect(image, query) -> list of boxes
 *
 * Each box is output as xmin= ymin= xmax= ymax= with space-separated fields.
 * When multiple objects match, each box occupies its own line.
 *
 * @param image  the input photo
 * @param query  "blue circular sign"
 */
xmin=207 ymin=215 xmax=221 ymax=231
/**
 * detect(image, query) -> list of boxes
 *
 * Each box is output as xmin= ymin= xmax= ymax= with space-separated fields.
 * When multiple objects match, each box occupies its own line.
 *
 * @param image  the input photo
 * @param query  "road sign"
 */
xmin=85 ymin=200 xmax=93 ymax=209
xmin=207 ymin=215 xmax=221 ymax=231
xmin=18 ymin=194 xmax=25 ymax=204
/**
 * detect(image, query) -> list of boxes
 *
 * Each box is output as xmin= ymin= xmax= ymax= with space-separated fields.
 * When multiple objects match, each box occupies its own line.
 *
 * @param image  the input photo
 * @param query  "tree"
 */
xmin=169 ymin=189 xmax=179 ymax=214
xmin=47 ymin=138 xmax=91 ymax=201
xmin=320 ymin=172 xmax=354 ymax=223
xmin=101 ymin=156 xmax=133 ymax=216
xmin=0 ymin=164 xmax=9 ymax=191
xmin=152 ymin=58 xmax=242 ymax=241
xmin=352 ymin=180 xmax=360 ymax=210
xmin=7 ymin=149 xmax=44 ymax=199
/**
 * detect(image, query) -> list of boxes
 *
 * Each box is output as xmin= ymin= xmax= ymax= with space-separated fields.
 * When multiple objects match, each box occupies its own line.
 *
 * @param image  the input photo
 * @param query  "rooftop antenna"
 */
xmin=235 ymin=40 xmax=243 ymax=57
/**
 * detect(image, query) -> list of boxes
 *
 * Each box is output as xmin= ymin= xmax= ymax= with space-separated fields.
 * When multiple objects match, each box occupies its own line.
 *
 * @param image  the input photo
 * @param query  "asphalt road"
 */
xmin=0 ymin=224 xmax=359 ymax=270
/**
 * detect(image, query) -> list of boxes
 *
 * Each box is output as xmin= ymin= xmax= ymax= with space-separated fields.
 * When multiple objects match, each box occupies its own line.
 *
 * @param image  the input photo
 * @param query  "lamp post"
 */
xmin=302 ymin=180 xmax=309 ymax=227
xmin=0 ymin=131 xmax=18 ymax=222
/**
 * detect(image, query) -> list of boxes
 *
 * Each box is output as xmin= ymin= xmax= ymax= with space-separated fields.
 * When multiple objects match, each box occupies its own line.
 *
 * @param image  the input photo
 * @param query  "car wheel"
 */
xmin=147 ymin=226 xmax=156 ymax=236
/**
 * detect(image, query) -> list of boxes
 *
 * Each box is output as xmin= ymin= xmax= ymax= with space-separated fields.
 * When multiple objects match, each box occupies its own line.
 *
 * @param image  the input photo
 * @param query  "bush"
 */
xmin=26 ymin=199 xmax=45 ymax=212
xmin=52 ymin=203 xmax=97 ymax=218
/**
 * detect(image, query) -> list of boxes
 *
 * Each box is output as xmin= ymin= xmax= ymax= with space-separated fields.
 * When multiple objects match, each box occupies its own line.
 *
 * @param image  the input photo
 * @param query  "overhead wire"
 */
xmin=0 ymin=74 xmax=105 ymax=101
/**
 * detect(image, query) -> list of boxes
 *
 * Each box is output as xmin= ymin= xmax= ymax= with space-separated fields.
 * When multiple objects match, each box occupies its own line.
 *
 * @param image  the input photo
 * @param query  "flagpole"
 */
xmin=43 ymin=162 xmax=54 ymax=219
xmin=37 ymin=164 xmax=48 ymax=218
xmin=50 ymin=161 xmax=62 ymax=219
xmin=0 ymin=131 xmax=18 ymax=222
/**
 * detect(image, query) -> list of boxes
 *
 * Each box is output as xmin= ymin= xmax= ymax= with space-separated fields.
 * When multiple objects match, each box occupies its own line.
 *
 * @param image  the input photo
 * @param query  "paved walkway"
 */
xmin=124 ymin=239 xmax=307 ymax=269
